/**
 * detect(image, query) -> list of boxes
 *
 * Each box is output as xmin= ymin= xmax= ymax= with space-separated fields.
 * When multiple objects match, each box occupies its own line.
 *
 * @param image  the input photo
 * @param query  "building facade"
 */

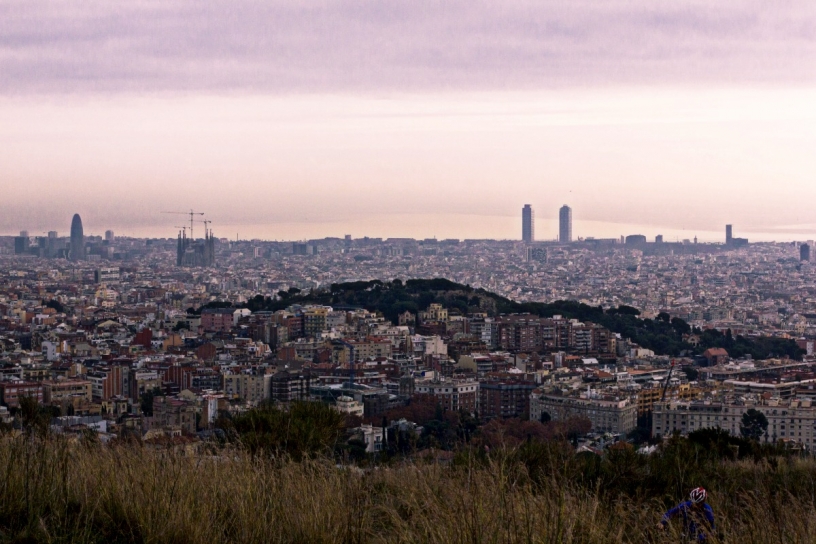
xmin=559 ymin=205 xmax=572 ymax=243
xmin=0 ymin=381 xmax=44 ymax=408
xmin=653 ymin=398 xmax=816 ymax=449
xmin=223 ymin=372 xmax=271 ymax=404
xmin=479 ymin=381 xmax=538 ymax=420
xmin=530 ymin=391 xmax=637 ymax=433
xmin=70 ymin=214 xmax=84 ymax=262
xmin=522 ymin=204 xmax=534 ymax=243
xmin=201 ymin=308 xmax=234 ymax=332
xmin=415 ymin=379 xmax=479 ymax=412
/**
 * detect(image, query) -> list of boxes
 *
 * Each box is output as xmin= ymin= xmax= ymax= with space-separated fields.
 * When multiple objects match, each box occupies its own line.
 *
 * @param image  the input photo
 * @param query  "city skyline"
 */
xmin=4 ymin=3 xmax=816 ymax=242
xmin=6 ymin=210 xmax=815 ymax=245
xmin=9 ymin=212 xmax=813 ymax=246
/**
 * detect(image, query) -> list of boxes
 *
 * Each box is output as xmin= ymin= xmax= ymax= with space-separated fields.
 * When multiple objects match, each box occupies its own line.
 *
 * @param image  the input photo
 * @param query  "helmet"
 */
xmin=690 ymin=487 xmax=707 ymax=504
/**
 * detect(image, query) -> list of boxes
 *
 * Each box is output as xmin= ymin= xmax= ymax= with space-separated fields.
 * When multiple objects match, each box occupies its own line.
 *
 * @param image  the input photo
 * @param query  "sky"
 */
xmin=3 ymin=1 xmax=816 ymax=242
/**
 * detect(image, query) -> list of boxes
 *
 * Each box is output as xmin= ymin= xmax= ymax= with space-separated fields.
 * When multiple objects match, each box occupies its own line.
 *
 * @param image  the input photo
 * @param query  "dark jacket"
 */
xmin=661 ymin=501 xmax=715 ymax=541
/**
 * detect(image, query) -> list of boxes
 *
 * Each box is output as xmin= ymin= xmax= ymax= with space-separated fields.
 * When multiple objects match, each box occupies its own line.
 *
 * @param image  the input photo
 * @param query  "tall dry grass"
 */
xmin=1 ymin=436 xmax=816 ymax=543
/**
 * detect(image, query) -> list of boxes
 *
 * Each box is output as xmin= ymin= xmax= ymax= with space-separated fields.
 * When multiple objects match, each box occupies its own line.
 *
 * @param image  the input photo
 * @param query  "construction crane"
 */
xmin=197 ymin=219 xmax=212 ymax=238
xmin=161 ymin=210 xmax=204 ymax=239
xmin=173 ymin=226 xmax=187 ymax=238
xmin=660 ymin=359 xmax=676 ymax=402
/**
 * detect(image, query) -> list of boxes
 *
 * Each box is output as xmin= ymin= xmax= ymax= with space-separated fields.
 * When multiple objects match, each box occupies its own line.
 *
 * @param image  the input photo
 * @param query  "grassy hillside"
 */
xmin=223 ymin=278 xmax=805 ymax=360
xmin=1 ymin=434 xmax=816 ymax=543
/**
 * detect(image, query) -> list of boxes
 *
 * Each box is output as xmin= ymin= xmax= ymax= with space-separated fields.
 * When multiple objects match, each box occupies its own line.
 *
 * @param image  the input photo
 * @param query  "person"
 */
xmin=658 ymin=487 xmax=715 ymax=541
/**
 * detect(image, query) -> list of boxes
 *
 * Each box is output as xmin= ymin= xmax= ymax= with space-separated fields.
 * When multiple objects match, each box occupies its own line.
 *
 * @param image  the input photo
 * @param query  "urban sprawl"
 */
xmin=2 ymin=207 xmax=816 ymax=454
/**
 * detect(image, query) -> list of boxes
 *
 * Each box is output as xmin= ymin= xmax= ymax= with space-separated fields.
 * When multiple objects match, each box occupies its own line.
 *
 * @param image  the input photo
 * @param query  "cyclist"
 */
xmin=658 ymin=487 xmax=715 ymax=541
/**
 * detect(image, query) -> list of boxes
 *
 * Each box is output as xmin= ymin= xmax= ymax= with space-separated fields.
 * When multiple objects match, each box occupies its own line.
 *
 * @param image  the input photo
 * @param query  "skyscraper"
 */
xmin=559 ymin=205 xmax=572 ymax=243
xmin=70 ymin=214 xmax=85 ymax=262
xmin=802 ymin=244 xmax=811 ymax=262
xmin=105 ymin=230 xmax=115 ymax=243
xmin=726 ymin=224 xmax=733 ymax=246
xmin=522 ymin=204 xmax=534 ymax=243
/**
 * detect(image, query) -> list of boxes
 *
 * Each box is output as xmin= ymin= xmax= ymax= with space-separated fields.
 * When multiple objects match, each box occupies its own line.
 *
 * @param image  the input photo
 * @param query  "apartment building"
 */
xmin=86 ymin=366 xmax=125 ymax=401
xmin=302 ymin=306 xmax=330 ymax=337
xmin=0 ymin=381 xmax=44 ymax=408
xmin=530 ymin=391 xmax=637 ymax=433
xmin=415 ymin=379 xmax=479 ymax=412
xmin=42 ymin=379 xmax=93 ymax=405
xmin=479 ymin=381 xmax=538 ymax=420
xmin=152 ymin=396 xmax=197 ymax=434
xmin=270 ymin=370 xmax=311 ymax=403
xmin=496 ymin=315 xmax=542 ymax=352
xmin=653 ymin=398 xmax=816 ymax=449
xmin=200 ymin=308 xmax=234 ymax=332
xmin=346 ymin=337 xmax=393 ymax=361
xmin=223 ymin=371 xmax=271 ymax=404
xmin=636 ymin=383 xmax=698 ymax=416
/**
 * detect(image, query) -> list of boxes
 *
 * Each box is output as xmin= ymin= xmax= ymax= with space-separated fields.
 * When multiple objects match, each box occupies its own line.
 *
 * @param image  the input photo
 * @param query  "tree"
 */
xmin=172 ymin=321 xmax=189 ymax=332
xmin=682 ymin=366 xmax=699 ymax=381
xmin=740 ymin=408 xmax=768 ymax=441
xmin=227 ymin=401 xmax=345 ymax=459
xmin=45 ymin=299 xmax=65 ymax=313
xmin=140 ymin=387 xmax=164 ymax=416
xmin=609 ymin=305 xmax=640 ymax=316
xmin=18 ymin=396 xmax=53 ymax=436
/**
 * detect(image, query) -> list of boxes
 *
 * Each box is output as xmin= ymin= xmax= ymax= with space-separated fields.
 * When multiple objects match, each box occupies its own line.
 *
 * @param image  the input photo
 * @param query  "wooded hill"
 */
xmin=199 ymin=278 xmax=804 ymax=361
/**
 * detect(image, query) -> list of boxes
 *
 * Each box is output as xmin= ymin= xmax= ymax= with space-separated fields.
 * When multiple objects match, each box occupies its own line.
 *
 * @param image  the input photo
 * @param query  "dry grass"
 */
xmin=1 ymin=436 xmax=816 ymax=543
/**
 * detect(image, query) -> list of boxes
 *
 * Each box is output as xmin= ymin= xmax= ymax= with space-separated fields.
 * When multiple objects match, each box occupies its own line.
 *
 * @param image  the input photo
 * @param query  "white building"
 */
xmin=653 ymin=398 xmax=816 ymax=449
xmin=334 ymin=395 xmax=364 ymax=417
xmin=530 ymin=391 xmax=637 ymax=433
xmin=356 ymin=424 xmax=384 ymax=452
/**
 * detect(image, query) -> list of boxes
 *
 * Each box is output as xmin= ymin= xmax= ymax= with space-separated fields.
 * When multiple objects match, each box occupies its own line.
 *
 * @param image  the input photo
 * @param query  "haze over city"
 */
xmin=3 ymin=1 xmax=816 ymax=241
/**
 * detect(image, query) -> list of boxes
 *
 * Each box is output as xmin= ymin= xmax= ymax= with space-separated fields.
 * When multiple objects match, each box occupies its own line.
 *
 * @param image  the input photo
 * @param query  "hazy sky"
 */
xmin=3 ymin=1 xmax=816 ymax=241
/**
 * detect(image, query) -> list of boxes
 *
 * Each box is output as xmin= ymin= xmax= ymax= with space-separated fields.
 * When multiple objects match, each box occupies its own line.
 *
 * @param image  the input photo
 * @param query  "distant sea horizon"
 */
xmin=4 ymin=214 xmax=815 ymax=244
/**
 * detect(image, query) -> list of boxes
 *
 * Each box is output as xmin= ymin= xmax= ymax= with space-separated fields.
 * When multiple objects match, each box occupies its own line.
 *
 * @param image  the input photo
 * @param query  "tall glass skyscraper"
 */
xmin=522 ymin=204 xmax=534 ymax=243
xmin=70 ymin=214 xmax=85 ymax=262
xmin=559 ymin=205 xmax=572 ymax=243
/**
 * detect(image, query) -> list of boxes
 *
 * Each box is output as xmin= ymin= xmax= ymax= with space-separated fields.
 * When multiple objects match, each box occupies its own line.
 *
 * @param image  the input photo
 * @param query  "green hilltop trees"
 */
xmin=233 ymin=278 xmax=805 ymax=360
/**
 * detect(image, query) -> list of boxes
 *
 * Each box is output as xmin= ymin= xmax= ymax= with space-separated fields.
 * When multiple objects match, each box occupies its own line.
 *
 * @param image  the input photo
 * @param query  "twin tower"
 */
xmin=522 ymin=204 xmax=571 ymax=243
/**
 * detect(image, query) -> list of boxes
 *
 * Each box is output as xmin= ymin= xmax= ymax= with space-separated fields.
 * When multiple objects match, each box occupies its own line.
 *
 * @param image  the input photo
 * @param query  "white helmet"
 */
xmin=690 ymin=487 xmax=707 ymax=504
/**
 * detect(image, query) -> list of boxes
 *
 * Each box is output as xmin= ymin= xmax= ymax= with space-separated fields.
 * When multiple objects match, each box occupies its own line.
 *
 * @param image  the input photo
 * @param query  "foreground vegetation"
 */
xmin=2 ymin=430 xmax=816 ymax=543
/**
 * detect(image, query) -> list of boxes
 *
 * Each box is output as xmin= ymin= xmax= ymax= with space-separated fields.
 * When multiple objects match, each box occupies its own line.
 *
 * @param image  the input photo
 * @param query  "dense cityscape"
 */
xmin=1 ymin=206 xmax=814 ymax=454
xmin=7 ymin=1 xmax=816 ymax=540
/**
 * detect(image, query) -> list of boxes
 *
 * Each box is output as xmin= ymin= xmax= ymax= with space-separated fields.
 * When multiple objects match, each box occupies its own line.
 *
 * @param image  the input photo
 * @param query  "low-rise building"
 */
xmin=334 ymin=395 xmax=364 ymax=417
xmin=152 ymin=396 xmax=197 ymax=435
xmin=355 ymin=423 xmax=385 ymax=452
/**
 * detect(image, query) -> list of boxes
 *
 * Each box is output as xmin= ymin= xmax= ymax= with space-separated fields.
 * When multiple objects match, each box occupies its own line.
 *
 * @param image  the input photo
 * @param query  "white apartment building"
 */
xmin=653 ymin=398 xmax=816 ymax=449
xmin=530 ymin=391 xmax=638 ymax=433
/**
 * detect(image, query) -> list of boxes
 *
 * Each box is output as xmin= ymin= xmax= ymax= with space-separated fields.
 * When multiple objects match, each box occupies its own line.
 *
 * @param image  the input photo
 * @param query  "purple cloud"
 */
xmin=2 ymin=0 xmax=816 ymax=93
